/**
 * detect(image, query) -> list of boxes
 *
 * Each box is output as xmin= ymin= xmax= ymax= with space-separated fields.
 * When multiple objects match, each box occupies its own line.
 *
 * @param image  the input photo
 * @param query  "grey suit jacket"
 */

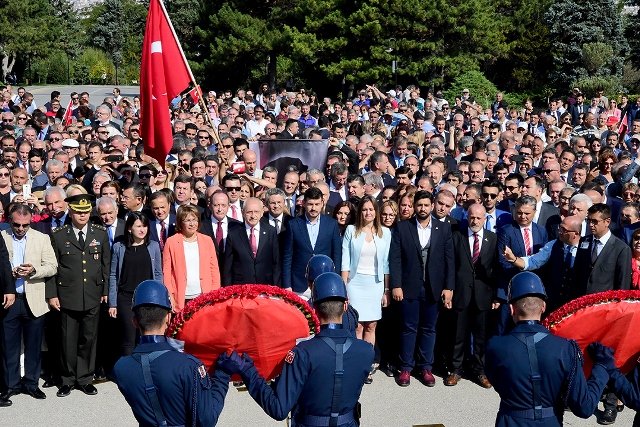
xmin=108 ymin=240 xmax=164 ymax=307
xmin=2 ymin=228 xmax=58 ymax=317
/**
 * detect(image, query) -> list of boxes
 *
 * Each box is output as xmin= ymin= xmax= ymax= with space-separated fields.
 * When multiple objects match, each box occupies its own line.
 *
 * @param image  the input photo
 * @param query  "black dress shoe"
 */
xmin=77 ymin=384 xmax=98 ymax=395
xmin=2 ymin=388 xmax=20 ymax=399
xmin=56 ymin=385 xmax=72 ymax=397
xmin=23 ymin=387 xmax=46 ymax=399
xmin=0 ymin=396 xmax=11 ymax=407
xmin=598 ymin=408 xmax=617 ymax=425
xmin=42 ymin=379 xmax=56 ymax=388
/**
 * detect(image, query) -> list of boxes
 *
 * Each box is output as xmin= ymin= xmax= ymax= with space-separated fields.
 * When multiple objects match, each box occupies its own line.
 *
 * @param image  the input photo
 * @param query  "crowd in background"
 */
xmin=0 ymin=83 xmax=639 ymax=424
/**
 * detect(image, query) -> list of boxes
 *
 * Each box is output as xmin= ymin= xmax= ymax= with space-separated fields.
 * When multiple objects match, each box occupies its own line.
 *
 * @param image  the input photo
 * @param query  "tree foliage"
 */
xmin=545 ymin=0 xmax=628 ymax=89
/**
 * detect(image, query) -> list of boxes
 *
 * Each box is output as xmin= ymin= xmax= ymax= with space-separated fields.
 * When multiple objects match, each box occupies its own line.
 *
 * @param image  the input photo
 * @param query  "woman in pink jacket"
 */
xmin=163 ymin=205 xmax=220 ymax=311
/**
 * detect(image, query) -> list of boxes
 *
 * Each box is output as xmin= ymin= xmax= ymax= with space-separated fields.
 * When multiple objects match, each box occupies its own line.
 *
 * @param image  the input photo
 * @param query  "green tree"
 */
xmin=545 ymin=0 xmax=628 ymax=89
xmin=0 ymin=0 xmax=66 ymax=79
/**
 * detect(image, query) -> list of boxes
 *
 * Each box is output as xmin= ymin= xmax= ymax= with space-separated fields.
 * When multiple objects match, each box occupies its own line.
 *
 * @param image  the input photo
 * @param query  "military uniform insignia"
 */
xmin=89 ymin=239 xmax=100 ymax=247
xmin=198 ymin=364 xmax=207 ymax=378
xmin=284 ymin=350 xmax=295 ymax=364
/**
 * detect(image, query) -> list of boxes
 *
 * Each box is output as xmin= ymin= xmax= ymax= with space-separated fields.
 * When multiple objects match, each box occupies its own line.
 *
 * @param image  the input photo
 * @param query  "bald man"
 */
xmin=503 ymin=215 xmax=582 ymax=311
xmin=242 ymin=149 xmax=262 ymax=178
xmin=223 ymin=197 xmax=280 ymax=286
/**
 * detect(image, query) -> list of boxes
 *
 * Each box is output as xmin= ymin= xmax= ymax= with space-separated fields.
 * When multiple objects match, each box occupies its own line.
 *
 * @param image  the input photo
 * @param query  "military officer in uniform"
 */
xmin=220 ymin=272 xmax=374 ymax=426
xmin=306 ymin=254 xmax=359 ymax=336
xmin=112 ymin=280 xmax=232 ymax=426
xmin=46 ymin=193 xmax=110 ymax=397
xmin=485 ymin=272 xmax=611 ymax=426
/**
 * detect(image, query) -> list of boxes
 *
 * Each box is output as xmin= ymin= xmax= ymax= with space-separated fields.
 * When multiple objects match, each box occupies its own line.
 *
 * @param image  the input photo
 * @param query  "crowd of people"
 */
xmin=0 ymin=82 xmax=639 ymax=424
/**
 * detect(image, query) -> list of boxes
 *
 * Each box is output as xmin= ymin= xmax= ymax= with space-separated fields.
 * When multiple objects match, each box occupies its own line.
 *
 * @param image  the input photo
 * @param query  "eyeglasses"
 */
xmin=130 ymin=128 xmax=139 ymax=132
xmin=235 ymin=121 xmax=245 ymax=125
xmin=157 ymin=170 xmax=167 ymax=175
xmin=98 ymin=131 xmax=109 ymax=135
xmin=482 ymin=193 xmax=498 ymax=199
xmin=11 ymin=223 xmax=30 ymax=229
xmin=542 ymin=169 xmax=558 ymax=174
xmin=198 ymin=135 xmax=210 ymax=140
xmin=223 ymin=144 xmax=233 ymax=149
xmin=225 ymin=186 xmax=241 ymax=192
xmin=587 ymin=218 xmax=608 ymax=225
xmin=139 ymin=173 xmax=151 ymax=178
xmin=2 ymin=119 xmax=13 ymax=123
xmin=72 ymin=97 xmax=79 ymax=101
xmin=0 ymin=173 xmax=10 ymax=177
xmin=68 ymin=130 xmax=79 ymax=134
xmin=17 ymin=117 xmax=27 ymax=121
xmin=505 ymin=185 xmax=520 ymax=191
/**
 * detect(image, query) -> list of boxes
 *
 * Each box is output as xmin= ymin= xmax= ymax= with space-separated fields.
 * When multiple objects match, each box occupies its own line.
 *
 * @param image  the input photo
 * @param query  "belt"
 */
xmin=295 ymin=413 xmax=355 ymax=426
xmin=499 ymin=404 xmax=556 ymax=419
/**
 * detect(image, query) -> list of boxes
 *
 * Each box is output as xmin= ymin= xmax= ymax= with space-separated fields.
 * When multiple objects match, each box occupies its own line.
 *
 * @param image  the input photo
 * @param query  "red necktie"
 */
xmin=159 ymin=221 xmax=166 ymax=251
xmin=523 ymin=228 xmax=532 ymax=256
xmin=216 ymin=220 xmax=223 ymax=247
xmin=231 ymin=205 xmax=238 ymax=220
xmin=250 ymin=227 xmax=257 ymax=257
xmin=472 ymin=233 xmax=480 ymax=263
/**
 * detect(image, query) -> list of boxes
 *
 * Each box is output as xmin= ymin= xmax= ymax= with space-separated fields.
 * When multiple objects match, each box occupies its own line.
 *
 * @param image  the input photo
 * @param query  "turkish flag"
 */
xmin=188 ymin=85 xmax=201 ymax=105
xmin=140 ymin=0 xmax=191 ymax=164
xmin=62 ymin=98 xmax=73 ymax=126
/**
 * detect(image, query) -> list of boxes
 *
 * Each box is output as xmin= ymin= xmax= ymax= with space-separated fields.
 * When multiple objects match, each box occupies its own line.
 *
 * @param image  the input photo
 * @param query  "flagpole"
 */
xmin=157 ymin=0 xmax=221 ymax=147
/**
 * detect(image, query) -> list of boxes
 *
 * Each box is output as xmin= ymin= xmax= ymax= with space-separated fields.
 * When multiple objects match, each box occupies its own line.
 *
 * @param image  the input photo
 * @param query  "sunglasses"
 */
xmin=18 ymin=117 xmax=27 ymax=121
xmin=2 ymin=119 xmax=13 ymax=122
xmin=157 ymin=170 xmax=167 ymax=175
xmin=98 ymin=131 xmax=109 ymax=135
xmin=139 ymin=173 xmax=152 ymax=178
xmin=0 ymin=173 xmax=10 ymax=177
xmin=223 ymin=144 xmax=233 ymax=149
xmin=482 ymin=193 xmax=499 ymax=199
xmin=11 ymin=223 xmax=30 ymax=229
xmin=68 ymin=130 xmax=79 ymax=134
xmin=198 ymin=136 xmax=210 ymax=139
xmin=225 ymin=186 xmax=241 ymax=192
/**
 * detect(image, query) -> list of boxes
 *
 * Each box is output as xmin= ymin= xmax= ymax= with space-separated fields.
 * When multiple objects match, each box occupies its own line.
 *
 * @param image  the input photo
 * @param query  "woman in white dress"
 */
xmin=341 ymin=195 xmax=391 ymax=348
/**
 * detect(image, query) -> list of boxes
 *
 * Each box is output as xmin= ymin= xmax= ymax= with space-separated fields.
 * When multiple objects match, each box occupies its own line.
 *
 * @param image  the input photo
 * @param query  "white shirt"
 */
xmin=467 ymin=228 xmax=484 ymax=254
xmin=245 ymin=118 xmax=269 ymax=138
xmin=519 ymin=224 xmax=534 ymax=252
xmin=155 ymin=217 xmax=171 ymax=241
xmin=228 ymin=201 xmax=242 ymax=220
xmin=72 ymin=224 xmax=89 ymax=241
xmin=416 ymin=218 xmax=432 ymax=248
xmin=183 ymin=240 xmax=201 ymax=298
xmin=245 ymin=222 xmax=260 ymax=249
xmin=533 ymin=200 xmax=543 ymax=224
xmin=593 ymin=230 xmax=612 ymax=257
xmin=211 ymin=215 xmax=228 ymax=243
xmin=268 ymin=214 xmax=284 ymax=233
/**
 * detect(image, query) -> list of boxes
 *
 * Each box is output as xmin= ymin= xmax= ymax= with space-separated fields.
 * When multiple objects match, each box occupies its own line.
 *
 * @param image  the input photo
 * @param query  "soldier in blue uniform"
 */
xmin=485 ymin=271 xmax=611 ymax=426
xmin=220 ymin=271 xmax=374 ymax=426
xmin=591 ymin=342 xmax=640 ymax=425
xmin=111 ymin=280 xmax=232 ymax=427
xmin=306 ymin=254 xmax=359 ymax=336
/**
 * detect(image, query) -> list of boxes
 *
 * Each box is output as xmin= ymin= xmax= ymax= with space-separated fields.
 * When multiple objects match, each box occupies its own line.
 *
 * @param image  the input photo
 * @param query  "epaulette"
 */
xmin=52 ymin=225 xmax=67 ymax=233
xmin=91 ymin=224 xmax=106 ymax=231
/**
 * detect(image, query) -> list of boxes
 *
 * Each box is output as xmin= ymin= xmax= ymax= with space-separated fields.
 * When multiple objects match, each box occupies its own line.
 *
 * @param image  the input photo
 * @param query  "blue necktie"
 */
xmin=108 ymin=226 xmax=114 ymax=247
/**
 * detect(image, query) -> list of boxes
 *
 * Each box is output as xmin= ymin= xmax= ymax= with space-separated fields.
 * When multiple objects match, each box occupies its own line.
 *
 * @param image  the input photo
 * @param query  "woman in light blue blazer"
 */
xmin=341 ymin=196 xmax=391 ymax=349
xmin=108 ymin=212 xmax=163 ymax=356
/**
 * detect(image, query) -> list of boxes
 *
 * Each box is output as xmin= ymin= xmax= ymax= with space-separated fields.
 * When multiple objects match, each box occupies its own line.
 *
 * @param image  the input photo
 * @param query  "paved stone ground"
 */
xmin=0 ymin=371 xmax=633 ymax=426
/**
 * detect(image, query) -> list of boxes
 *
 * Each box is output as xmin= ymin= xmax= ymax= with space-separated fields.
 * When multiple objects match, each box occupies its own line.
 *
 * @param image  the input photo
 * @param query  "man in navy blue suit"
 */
xmin=389 ymin=190 xmax=455 ymax=387
xmin=282 ymin=187 xmax=342 ymax=299
xmin=481 ymin=180 xmax=511 ymax=233
xmin=496 ymin=195 xmax=548 ymax=335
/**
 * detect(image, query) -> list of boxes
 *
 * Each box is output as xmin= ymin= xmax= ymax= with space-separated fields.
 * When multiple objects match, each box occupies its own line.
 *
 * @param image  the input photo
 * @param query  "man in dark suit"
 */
xmin=223 ymin=198 xmax=280 ymax=286
xmin=432 ymin=190 xmax=458 ymax=231
xmin=276 ymin=119 xmax=299 ymax=139
xmin=573 ymin=203 xmax=631 ymax=297
xmin=481 ymin=180 xmax=512 ymax=233
xmin=522 ymin=175 xmax=561 ymax=239
xmin=496 ymin=195 xmax=548 ymax=334
xmin=200 ymin=191 xmax=234 ymax=269
xmin=33 ymin=186 xmax=71 ymax=235
xmin=282 ymin=187 xmax=342 ymax=299
xmin=368 ymin=151 xmax=396 ymax=188
xmin=572 ymin=203 xmax=631 ymax=424
xmin=446 ymin=204 xmax=498 ymax=388
xmin=389 ymin=190 xmax=455 ymax=387
xmin=261 ymin=188 xmax=291 ymax=260
xmin=147 ymin=191 xmax=176 ymax=252
xmin=96 ymin=197 xmax=124 ymax=247
xmin=502 ymin=215 xmax=582 ymax=313
xmin=0 ymin=215 xmax=14 ymax=406
xmin=46 ymin=194 xmax=110 ymax=398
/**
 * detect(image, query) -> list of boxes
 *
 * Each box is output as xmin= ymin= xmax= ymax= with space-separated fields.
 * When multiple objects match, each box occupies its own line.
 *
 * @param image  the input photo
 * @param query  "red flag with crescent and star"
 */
xmin=140 ymin=0 xmax=192 ymax=164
